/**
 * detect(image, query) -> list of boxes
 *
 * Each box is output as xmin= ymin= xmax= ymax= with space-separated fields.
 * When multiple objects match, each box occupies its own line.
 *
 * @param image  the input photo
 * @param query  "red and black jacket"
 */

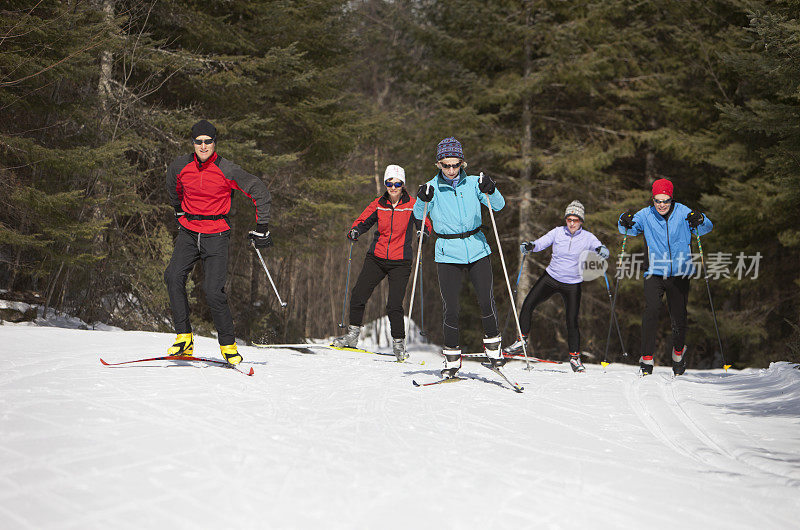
xmin=351 ymin=190 xmax=432 ymax=261
xmin=166 ymin=152 xmax=271 ymax=234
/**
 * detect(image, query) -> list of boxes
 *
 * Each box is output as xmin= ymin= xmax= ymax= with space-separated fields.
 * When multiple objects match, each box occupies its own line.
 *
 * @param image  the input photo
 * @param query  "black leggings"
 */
xmin=437 ymin=255 xmax=499 ymax=348
xmin=349 ymin=254 xmax=411 ymax=339
xmin=518 ymin=272 xmax=582 ymax=352
xmin=641 ymin=276 xmax=690 ymax=355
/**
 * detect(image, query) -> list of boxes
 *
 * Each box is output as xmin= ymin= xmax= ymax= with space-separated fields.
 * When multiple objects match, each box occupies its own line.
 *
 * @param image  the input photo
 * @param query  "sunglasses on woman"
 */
xmin=193 ymin=138 xmax=215 ymax=145
xmin=385 ymin=181 xmax=403 ymax=188
xmin=653 ymin=198 xmax=672 ymax=205
xmin=439 ymin=162 xmax=461 ymax=169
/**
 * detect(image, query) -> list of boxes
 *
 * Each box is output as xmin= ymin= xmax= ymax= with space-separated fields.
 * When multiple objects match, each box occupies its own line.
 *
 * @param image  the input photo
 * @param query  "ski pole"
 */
xmin=339 ymin=240 xmax=355 ymax=328
xmin=482 ymin=173 xmax=531 ymax=371
xmin=406 ymin=200 xmax=429 ymax=339
xmin=602 ymin=269 xmax=627 ymax=360
xmin=418 ymin=253 xmax=426 ymax=339
xmin=602 ymin=234 xmax=628 ymax=367
xmin=501 ymin=254 xmax=526 ymax=337
xmin=694 ymin=230 xmax=729 ymax=371
xmin=251 ymin=241 xmax=287 ymax=308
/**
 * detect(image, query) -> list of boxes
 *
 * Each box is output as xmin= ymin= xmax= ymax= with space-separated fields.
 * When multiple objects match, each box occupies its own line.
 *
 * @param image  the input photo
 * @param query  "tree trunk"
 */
xmin=516 ymin=1 xmax=535 ymax=311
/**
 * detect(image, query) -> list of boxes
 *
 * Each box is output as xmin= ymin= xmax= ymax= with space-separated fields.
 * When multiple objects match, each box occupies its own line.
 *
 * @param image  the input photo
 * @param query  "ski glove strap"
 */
xmin=416 ymin=183 xmax=434 ymax=202
xmin=248 ymin=224 xmax=273 ymax=248
xmin=619 ymin=212 xmax=635 ymax=229
xmin=478 ymin=174 xmax=496 ymax=194
xmin=686 ymin=211 xmax=704 ymax=228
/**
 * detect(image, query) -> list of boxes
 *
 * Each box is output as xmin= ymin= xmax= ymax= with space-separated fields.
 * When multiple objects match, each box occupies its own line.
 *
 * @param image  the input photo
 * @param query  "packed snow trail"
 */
xmin=1 ymin=325 xmax=799 ymax=529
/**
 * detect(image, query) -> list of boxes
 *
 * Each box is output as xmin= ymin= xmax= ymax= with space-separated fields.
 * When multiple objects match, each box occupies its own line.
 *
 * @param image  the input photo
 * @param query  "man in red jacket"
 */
xmin=164 ymin=120 xmax=272 ymax=365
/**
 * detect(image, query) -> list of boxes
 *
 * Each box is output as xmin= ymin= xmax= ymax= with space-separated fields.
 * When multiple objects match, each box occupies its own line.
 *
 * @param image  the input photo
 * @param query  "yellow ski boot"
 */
xmin=167 ymin=333 xmax=194 ymax=357
xmin=220 ymin=343 xmax=242 ymax=365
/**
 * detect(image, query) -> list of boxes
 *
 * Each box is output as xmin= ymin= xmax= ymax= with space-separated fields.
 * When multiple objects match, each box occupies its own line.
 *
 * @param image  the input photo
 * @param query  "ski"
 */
xmin=503 ymin=354 xmax=563 ymax=364
xmin=254 ymin=342 xmax=424 ymax=365
xmin=327 ymin=345 xmax=426 ymax=365
xmin=100 ymin=355 xmax=255 ymax=376
xmin=461 ymin=352 xmax=562 ymax=364
xmin=412 ymin=376 xmax=468 ymax=387
xmin=480 ymin=363 xmax=524 ymax=393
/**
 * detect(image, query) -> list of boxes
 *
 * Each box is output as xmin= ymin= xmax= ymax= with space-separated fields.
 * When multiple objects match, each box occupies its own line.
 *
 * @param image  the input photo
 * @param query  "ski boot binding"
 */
xmin=672 ymin=345 xmax=687 ymax=376
xmin=639 ymin=355 xmax=654 ymax=376
xmin=569 ymin=352 xmax=586 ymax=373
xmin=220 ymin=343 xmax=243 ymax=365
xmin=441 ymin=348 xmax=462 ymax=379
xmin=167 ymin=333 xmax=194 ymax=357
xmin=503 ymin=334 xmax=528 ymax=356
xmin=332 ymin=325 xmax=360 ymax=348
xmin=392 ymin=338 xmax=408 ymax=362
xmin=484 ymin=336 xmax=506 ymax=368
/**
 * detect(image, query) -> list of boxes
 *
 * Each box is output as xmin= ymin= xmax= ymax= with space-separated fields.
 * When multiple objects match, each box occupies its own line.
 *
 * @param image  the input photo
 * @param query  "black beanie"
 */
xmin=191 ymin=120 xmax=217 ymax=140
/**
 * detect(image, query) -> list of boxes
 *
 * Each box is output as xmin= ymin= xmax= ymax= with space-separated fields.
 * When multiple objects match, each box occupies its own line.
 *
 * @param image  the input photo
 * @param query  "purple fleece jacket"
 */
xmin=530 ymin=226 xmax=603 ymax=284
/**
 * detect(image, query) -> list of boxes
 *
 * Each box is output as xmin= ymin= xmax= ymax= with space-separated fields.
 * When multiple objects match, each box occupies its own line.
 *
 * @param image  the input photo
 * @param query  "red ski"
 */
xmin=461 ymin=352 xmax=563 ymax=364
xmin=100 ymin=355 xmax=254 ymax=376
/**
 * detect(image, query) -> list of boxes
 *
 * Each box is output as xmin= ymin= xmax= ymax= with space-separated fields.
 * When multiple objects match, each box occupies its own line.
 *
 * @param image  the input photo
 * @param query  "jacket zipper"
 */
xmin=665 ymin=213 xmax=672 ymax=276
xmin=456 ymin=183 xmax=469 ymax=262
xmin=387 ymin=202 xmax=395 ymax=259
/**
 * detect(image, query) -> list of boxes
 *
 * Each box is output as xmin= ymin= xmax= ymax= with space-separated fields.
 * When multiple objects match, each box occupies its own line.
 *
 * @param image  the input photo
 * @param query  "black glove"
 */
xmin=686 ymin=211 xmax=704 ymax=229
xmin=248 ymin=223 xmax=273 ymax=248
xmin=478 ymin=174 xmax=496 ymax=194
xmin=417 ymin=183 xmax=434 ymax=203
xmin=619 ymin=212 xmax=635 ymax=230
xmin=520 ymin=241 xmax=534 ymax=254
xmin=347 ymin=228 xmax=359 ymax=241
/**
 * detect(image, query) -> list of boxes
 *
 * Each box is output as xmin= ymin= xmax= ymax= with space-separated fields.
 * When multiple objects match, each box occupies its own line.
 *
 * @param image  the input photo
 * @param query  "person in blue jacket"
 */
xmin=414 ymin=137 xmax=505 ymax=379
xmin=618 ymin=178 xmax=713 ymax=375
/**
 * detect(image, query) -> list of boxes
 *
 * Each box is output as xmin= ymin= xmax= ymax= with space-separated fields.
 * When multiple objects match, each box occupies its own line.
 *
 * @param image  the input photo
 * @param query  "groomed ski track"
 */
xmin=1 ymin=326 xmax=799 ymax=529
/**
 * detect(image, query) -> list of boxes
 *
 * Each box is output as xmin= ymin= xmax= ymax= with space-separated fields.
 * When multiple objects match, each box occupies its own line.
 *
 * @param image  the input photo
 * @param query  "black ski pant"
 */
xmin=164 ymin=227 xmax=235 ymax=346
xmin=437 ymin=255 xmax=499 ymax=349
xmin=349 ymin=253 xmax=411 ymax=339
xmin=641 ymin=275 xmax=690 ymax=355
xmin=518 ymin=271 xmax=582 ymax=352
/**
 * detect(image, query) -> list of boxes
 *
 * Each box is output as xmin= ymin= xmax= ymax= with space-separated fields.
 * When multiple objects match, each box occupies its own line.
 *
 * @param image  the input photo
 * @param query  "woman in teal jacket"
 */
xmin=414 ymin=137 xmax=505 ymax=378
xmin=618 ymin=178 xmax=713 ymax=376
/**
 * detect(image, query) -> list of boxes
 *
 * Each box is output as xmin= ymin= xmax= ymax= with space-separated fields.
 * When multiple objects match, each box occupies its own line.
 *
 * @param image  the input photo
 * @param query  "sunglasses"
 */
xmin=653 ymin=198 xmax=672 ymax=205
xmin=193 ymin=138 xmax=215 ymax=145
xmin=385 ymin=181 xmax=403 ymax=188
xmin=439 ymin=162 xmax=461 ymax=169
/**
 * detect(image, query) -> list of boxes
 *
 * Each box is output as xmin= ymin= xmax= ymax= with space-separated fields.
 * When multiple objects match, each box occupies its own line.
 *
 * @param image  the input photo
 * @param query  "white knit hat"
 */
xmin=383 ymin=165 xmax=406 ymax=185
xmin=565 ymin=200 xmax=585 ymax=221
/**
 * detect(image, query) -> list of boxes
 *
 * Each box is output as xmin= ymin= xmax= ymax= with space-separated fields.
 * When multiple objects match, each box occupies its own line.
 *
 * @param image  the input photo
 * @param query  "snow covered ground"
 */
xmin=1 ymin=323 xmax=799 ymax=529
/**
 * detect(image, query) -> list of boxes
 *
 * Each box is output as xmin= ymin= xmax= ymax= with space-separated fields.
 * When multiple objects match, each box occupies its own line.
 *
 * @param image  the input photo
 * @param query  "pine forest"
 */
xmin=2 ymin=0 xmax=799 ymax=369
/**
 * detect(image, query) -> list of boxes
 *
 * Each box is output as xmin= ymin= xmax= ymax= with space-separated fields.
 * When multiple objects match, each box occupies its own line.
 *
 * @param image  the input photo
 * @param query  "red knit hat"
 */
xmin=651 ymin=178 xmax=673 ymax=197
